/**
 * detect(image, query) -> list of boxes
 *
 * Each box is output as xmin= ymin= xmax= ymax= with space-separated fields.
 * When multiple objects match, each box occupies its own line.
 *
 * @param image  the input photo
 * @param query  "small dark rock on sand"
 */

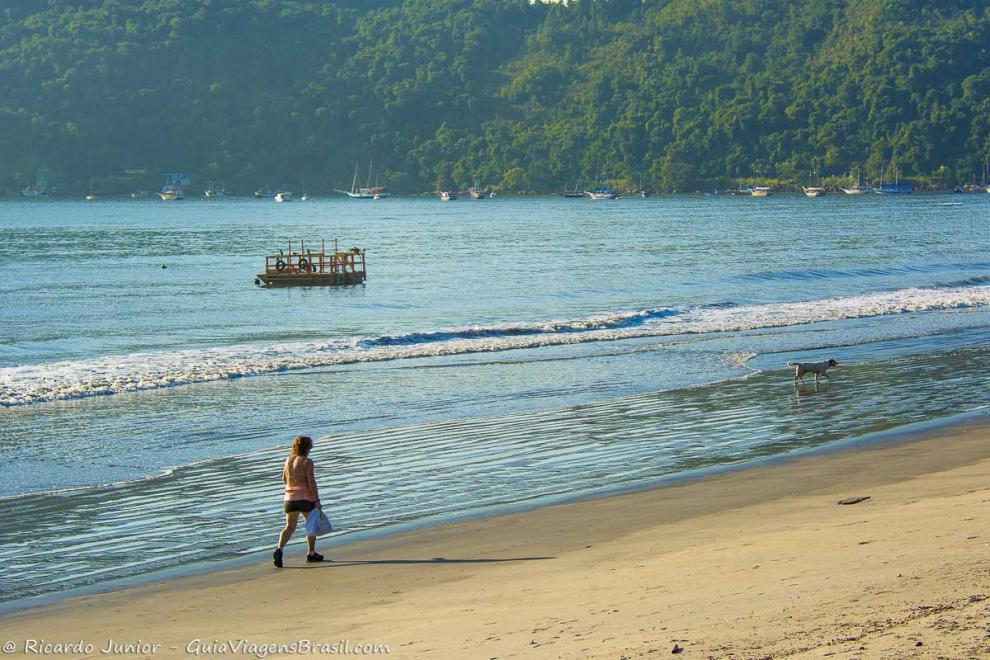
xmin=837 ymin=496 xmax=871 ymax=505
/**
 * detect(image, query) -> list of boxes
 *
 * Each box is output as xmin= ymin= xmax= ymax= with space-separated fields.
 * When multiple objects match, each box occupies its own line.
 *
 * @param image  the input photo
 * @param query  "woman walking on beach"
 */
xmin=273 ymin=435 xmax=324 ymax=567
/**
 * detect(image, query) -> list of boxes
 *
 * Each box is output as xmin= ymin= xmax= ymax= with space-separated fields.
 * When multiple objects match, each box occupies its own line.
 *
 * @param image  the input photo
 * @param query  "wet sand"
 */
xmin=2 ymin=416 xmax=990 ymax=658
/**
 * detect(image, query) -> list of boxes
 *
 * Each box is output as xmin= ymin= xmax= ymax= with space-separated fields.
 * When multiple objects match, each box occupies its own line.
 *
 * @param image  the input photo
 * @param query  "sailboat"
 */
xmin=841 ymin=169 xmax=871 ymax=195
xmin=728 ymin=179 xmax=753 ymax=196
xmin=585 ymin=177 xmax=619 ymax=200
xmin=874 ymin=162 xmax=912 ymax=194
xmin=558 ymin=181 xmax=585 ymax=198
xmin=802 ymin=166 xmax=826 ymax=197
xmin=158 ymin=173 xmax=186 ymax=200
xmin=468 ymin=180 xmax=488 ymax=199
xmin=335 ymin=162 xmax=391 ymax=199
xmin=84 ymin=177 xmax=95 ymax=201
xmin=158 ymin=185 xmax=182 ymax=201
xmin=204 ymin=182 xmax=228 ymax=199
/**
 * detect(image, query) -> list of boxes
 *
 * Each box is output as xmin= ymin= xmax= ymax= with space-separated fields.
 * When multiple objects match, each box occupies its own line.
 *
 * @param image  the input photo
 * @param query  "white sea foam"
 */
xmin=3 ymin=284 xmax=990 ymax=406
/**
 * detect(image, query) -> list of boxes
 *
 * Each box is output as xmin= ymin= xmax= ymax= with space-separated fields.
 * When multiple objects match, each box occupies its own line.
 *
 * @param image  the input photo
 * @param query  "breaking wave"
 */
xmin=3 ymin=284 xmax=990 ymax=407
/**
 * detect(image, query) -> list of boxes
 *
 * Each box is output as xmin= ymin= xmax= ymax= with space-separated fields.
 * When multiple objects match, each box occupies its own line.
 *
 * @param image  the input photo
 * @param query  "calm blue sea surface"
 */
xmin=1 ymin=193 xmax=989 ymax=605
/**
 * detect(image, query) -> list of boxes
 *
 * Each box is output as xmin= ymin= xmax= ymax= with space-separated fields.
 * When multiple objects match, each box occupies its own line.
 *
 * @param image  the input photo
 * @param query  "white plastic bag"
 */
xmin=305 ymin=509 xmax=334 ymax=537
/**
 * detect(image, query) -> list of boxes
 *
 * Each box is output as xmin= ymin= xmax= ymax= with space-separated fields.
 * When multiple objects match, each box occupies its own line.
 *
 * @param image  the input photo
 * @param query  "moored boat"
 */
xmin=874 ymin=182 xmax=913 ymax=195
xmin=274 ymin=191 xmax=293 ymax=203
xmin=158 ymin=184 xmax=184 ymax=201
xmin=841 ymin=168 xmax=871 ymax=194
xmin=335 ymin=162 xmax=391 ymax=199
xmin=439 ymin=190 xmax=457 ymax=201
xmin=803 ymin=167 xmax=826 ymax=197
xmin=468 ymin=180 xmax=488 ymax=199
xmin=750 ymin=186 xmax=772 ymax=197
xmin=585 ymin=185 xmax=618 ymax=200
xmin=204 ymin=182 xmax=228 ymax=199
xmin=158 ymin=173 xmax=186 ymax=200
xmin=558 ymin=181 xmax=585 ymax=198
xmin=874 ymin=164 xmax=912 ymax=195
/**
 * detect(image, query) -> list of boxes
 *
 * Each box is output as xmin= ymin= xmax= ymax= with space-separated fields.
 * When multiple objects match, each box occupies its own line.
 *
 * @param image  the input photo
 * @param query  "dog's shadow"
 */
xmin=792 ymin=381 xmax=834 ymax=399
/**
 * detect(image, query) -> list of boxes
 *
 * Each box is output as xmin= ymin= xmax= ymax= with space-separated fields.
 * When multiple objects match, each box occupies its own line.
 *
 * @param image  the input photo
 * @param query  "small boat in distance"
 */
xmin=158 ymin=184 xmax=185 ymax=201
xmin=335 ymin=162 xmax=391 ymax=199
xmin=468 ymin=180 xmax=488 ymax=199
xmin=204 ymin=182 xmax=228 ymax=199
xmin=255 ymin=238 xmax=366 ymax=287
xmin=559 ymin=181 xmax=585 ymax=198
xmin=728 ymin=183 xmax=752 ymax=196
xmin=750 ymin=186 xmax=772 ymax=197
xmin=274 ymin=191 xmax=293 ymax=203
xmin=874 ymin=181 xmax=913 ymax=195
xmin=874 ymin=165 xmax=912 ymax=194
xmin=585 ymin=184 xmax=618 ymax=200
xmin=439 ymin=190 xmax=457 ymax=201
xmin=841 ymin=169 xmax=871 ymax=195
xmin=158 ymin=173 xmax=186 ymax=200
xmin=803 ymin=167 xmax=826 ymax=197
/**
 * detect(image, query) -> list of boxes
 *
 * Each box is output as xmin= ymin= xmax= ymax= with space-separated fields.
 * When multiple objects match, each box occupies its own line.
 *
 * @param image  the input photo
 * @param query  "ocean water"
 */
xmin=1 ymin=193 xmax=989 ymax=606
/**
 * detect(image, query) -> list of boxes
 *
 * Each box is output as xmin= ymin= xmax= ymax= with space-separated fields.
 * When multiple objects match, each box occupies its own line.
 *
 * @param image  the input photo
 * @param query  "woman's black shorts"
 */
xmin=284 ymin=499 xmax=316 ymax=514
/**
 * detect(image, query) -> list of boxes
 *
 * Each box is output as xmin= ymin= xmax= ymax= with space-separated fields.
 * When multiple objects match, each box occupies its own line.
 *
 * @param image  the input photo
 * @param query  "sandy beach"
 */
xmin=3 ymin=416 xmax=990 ymax=658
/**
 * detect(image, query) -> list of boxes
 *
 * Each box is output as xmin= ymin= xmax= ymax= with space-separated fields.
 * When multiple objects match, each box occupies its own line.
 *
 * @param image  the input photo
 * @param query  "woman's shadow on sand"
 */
xmin=282 ymin=556 xmax=554 ymax=569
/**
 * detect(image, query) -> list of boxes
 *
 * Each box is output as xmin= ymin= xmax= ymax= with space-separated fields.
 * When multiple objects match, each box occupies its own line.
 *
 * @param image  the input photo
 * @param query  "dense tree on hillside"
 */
xmin=0 ymin=0 xmax=988 ymax=194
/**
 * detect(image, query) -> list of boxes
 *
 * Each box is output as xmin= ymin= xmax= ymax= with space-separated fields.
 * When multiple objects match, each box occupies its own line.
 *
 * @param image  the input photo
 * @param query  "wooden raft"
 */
xmin=255 ymin=239 xmax=366 ymax=287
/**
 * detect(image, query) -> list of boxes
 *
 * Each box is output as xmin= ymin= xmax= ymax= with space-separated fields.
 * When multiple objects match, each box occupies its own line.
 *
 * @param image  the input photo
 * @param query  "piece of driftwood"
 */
xmin=837 ymin=496 xmax=871 ymax=505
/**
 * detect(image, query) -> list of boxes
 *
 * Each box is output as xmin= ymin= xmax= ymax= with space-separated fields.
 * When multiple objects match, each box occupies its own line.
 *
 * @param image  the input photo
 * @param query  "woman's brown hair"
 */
xmin=291 ymin=435 xmax=313 ymax=456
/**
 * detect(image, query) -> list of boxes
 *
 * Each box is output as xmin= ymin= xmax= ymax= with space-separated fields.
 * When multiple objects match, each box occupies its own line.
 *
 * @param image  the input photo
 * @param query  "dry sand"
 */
xmin=3 ymin=417 xmax=990 ymax=658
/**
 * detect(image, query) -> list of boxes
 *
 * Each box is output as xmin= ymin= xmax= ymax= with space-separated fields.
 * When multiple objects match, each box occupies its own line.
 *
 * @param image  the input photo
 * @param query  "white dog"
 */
xmin=788 ymin=359 xmax=838 ymax=383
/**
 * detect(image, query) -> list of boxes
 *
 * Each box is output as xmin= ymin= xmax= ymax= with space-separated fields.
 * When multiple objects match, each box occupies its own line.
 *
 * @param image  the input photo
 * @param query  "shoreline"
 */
xmin=3 ymin=411 xmax=990 ymax=656
xmin=2 ymin=408 xmax=984 ymax=619
xmin=3 ymin=187 xmax=979 ymax=199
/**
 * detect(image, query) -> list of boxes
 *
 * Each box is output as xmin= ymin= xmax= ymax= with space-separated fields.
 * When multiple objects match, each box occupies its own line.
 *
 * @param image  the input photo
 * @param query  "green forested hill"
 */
xmin=2 ymin=0 xmax=989 ymax=194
